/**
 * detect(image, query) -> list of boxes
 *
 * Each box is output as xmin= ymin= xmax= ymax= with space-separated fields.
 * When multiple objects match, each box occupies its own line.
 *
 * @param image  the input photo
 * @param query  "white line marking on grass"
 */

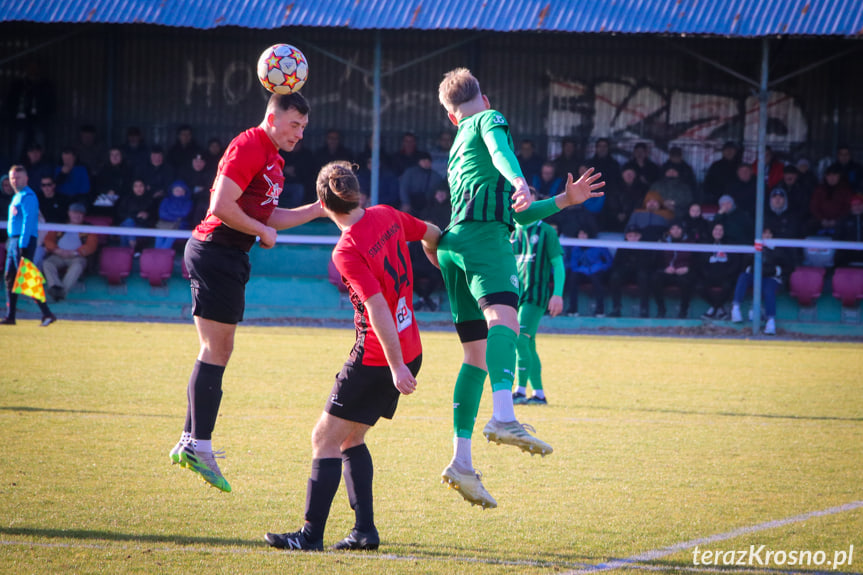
xmin=563 ymin=500 xmax=863 ymax=575
xmin=0 ymin=539 xmax=591 ymax=570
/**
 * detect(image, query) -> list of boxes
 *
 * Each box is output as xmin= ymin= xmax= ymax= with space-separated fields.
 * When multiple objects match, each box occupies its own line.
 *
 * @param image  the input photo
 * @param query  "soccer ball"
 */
xmin=257 ymin=44 xmax=308 ymax=94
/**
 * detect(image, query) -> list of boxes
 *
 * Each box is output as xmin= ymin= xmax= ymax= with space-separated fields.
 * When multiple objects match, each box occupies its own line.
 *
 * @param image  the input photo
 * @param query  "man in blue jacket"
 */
xmin=3 ymin=165 xmax=56 ymax=326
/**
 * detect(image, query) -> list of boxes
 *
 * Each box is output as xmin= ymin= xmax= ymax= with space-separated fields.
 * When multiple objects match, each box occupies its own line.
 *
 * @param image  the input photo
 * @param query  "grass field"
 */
xmin=1 ymin=321 xmax=861 ymax=575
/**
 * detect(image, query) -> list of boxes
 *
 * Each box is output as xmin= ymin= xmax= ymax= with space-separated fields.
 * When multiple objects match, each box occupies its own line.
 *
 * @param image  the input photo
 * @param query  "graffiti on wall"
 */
xmin=548 ymin=78 xmax=808 ymax=174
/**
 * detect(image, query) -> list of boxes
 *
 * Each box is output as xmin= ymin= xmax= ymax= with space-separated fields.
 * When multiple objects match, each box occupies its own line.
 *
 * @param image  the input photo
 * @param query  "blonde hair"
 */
xmin=316 ymin=161 xmax=360 ymax=214
xmin=438 ymin=67 xmax=480 ymax=112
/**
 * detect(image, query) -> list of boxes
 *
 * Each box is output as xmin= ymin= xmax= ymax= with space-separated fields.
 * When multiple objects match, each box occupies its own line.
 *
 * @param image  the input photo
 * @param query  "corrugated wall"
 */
xmin=1 ymin=23 xmax=861 ymax=183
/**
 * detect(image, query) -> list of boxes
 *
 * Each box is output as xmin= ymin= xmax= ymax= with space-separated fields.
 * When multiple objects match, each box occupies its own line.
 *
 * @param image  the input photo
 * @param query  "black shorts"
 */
xmin=184 ymin=237 xmax=251 ymax=324
xmin=325 ymin=355 xmax=422 ymax=426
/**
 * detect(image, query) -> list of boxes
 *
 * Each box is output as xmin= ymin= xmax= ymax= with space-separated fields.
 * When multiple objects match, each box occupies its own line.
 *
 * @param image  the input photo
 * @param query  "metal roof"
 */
xmin=2 ymin=0 xmax=862 ymax=36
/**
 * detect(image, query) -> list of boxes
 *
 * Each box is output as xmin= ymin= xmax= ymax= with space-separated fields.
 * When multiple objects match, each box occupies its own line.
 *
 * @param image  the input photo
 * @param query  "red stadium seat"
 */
xmin=139 ymin=248 xmax=175 ymax=287
xmin=789 ymin=266 xmax=825 ymax=320
xmin=832 ymin=267 xmax=863 ymax=322
xmin=180 ymin=256 xmax=190 ymax=280
xmin=98 ymin=246 xmax=134 ymax=286
xmin=84 ymin=215 xmax=114 ymax=245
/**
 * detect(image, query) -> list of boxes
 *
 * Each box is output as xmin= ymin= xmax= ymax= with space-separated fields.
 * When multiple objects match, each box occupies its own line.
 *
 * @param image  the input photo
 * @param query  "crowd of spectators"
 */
xmin=3 ymin=124 xmax=861 ymax=329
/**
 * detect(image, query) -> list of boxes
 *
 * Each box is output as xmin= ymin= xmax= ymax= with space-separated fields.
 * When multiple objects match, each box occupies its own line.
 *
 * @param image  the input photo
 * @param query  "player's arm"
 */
xmin=267 ymin=201 xmax=327 ymax=231
xmin=512 ymin=168 xmax=606 ymax=226
xmin=480 ymin=126 xmax=531 ymax=213
xmin=548 ymin=254 xmax=565 ymax=317
xmin=421 ymin=221 xmax=442 ymax=269
xmin=211 ymin=174 xmax=278 ymax=248
xmin=364 ymin=293 xmax=417 ymax=395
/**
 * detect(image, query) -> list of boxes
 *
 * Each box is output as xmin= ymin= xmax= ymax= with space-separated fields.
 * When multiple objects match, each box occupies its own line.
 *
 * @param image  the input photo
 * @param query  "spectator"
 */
xmin=622 ymin=142 xmax=661 ymax=189
xmin=703 ymin=141 xmax=740 ymax=204
xmin=167 ymin=124 xmax=203 ymax=172
xmin=764 ymin=188 xmax=801 ymax=240
xmin=532 ymin=161 xmax=564 ymax=199
xmin=564 ymin=225 xmax=612 ymax=317
xmin=829 ymin=145 xmax=863 ymax=192
xmin=836 ymin=194 xmax=863 ymax=267
xmin=585 ymin=138 xmax=622 ymax=192
xmin=553 ymin=137 xmax=582 ymax=181
xmin=36 ymin=175 xmax=68 ymax=224
xmin=205 ymin=137 xmax=224 ymax=168
xmin=794 ymin=157 xmax=818 ymax=200
xmin=281 ymin=138 xmax=316 ymax=205
xmin=314 ymin=129 xmax=354 ymax=174
xmin=713 ymin=194 xmax=753 ymax=245
xmin=653 ymin=220 xmax=695 ymax=318
xmin=607 ymin=224 xmax=656 ymax=318
xmin=90 ymin=146 xmax=133 ymax=219
xmin=725 ymin=162 xmax=757 ymax=217
xmin=21 ymin=143 xmax=53 ymax=184
xmin=388 ymin=131 xmax=423 ymax=177
xmin=602 ymin=165 xmax=646 ymax=232
xmin=357 ymin=155 xmax=400 ymax=208
xmin=625 ymin=190 xmax=674 ymax=241
xmin=53 ymin=147 xmax=90 ymax=203
xmin=649 ymin=165 xmax=693 ymax=219
xmin=696 ymin=222 xmax=741 ymax=320
xmin=121 ymin=126 xmax=150 ymax=177
xmin=399 ymin=151 xmax=445 ymax=216
xmin=752 ymin=146 xmax=784 ymax=192
xmin=116 ymin=178 xmax=155 ymax=253
xmin=178 ymin=152 xmax=215 ymax=224
xmin=549 ymin=202 xmax=598 ymax=239
xmin=140 ymin=145 xmax=174 ymax=202
xmin=771 ymin=165 xmax=809 ymax=220
xmin=682 ymin=202 xmax=710 ymax=244
xmin=578 ymin=163 xmax=606 ymax=217
xmin=154 ymin=180 xmax=192 ymax=249
xmin=808 ymin=165 xmax=853 ymax=237
xmin=661 ymin=146 xmax=697 ymax=197
xmin=421 ymin=184 xmax=452 ymax=231
xmin=731 ymin=227 xmax=794 ymax=335
xmin=42 ymin=202 xmax=99 ymax=301
xmin=74 ymin=124 xmax=106 ymax=177
xmin=516 ymin=139 xmax=544 ymax=184
xmin=429 ymin=130 xmax=453 ymax=176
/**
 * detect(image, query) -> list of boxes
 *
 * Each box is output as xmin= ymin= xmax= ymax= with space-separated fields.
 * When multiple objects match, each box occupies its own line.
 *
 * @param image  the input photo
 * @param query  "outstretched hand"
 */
xmin=564 ymin=168 xmax=605 ymax=207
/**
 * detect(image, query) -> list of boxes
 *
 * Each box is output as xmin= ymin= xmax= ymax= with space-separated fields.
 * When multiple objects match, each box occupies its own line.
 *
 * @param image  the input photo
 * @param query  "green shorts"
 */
xmin=438 ymin=221 xmax=520 ymax=325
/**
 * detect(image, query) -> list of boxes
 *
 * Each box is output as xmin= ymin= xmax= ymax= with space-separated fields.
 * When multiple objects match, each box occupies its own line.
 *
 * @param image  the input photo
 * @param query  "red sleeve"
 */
xmin=333 ymin=246 xmax=381 ymax=303
xmin=219 ymin=135 xmax=262 ymax=191
xmin=396 ymin=208 xmax=429 ymax=242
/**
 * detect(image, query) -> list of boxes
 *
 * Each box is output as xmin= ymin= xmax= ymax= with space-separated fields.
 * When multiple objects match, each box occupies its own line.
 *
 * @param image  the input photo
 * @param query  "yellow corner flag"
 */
xmin=12 ymin=257 xmax=46 ymax=303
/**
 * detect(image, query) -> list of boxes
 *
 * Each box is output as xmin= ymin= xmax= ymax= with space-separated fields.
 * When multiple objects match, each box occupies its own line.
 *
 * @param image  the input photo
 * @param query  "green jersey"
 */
xmin=446 ymin=109 xmax=522 ymax=230
xmin=511 ymin=220 xmax=564 ymax=307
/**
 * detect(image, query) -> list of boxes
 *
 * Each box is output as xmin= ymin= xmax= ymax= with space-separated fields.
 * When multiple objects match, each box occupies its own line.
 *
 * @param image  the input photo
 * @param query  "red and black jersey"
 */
xmin=192 ymin=127 xmax=284 ymax=252
xmin=332 ymin=205 xmax=428 ymax=367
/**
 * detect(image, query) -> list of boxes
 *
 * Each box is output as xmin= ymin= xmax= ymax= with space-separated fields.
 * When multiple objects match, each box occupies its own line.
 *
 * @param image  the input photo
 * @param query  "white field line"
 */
xmin=562 ymin=500 xmax=863 ymax=575
xmin=3 ymin=501 xmax=861 ymax=573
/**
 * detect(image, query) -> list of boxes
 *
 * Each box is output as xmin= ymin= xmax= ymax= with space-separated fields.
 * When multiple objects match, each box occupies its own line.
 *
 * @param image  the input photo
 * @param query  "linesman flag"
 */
xmin=12 ymin=257 xmax=46 ymax=302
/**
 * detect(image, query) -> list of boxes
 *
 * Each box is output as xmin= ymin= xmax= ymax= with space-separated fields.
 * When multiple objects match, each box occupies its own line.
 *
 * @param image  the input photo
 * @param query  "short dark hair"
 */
xmin=270 ymin=92 xmax=310 ymax=116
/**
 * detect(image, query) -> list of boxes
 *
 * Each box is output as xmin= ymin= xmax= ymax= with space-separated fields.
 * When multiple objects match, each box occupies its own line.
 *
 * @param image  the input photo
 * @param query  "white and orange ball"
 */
xmin=257 ymin=44 xmax=308 ymax=94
